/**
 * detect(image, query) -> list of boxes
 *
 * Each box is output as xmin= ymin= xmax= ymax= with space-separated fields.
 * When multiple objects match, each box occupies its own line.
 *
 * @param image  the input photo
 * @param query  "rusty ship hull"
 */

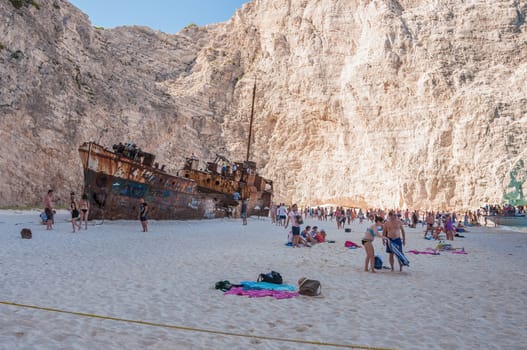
xmin=179 ymin=157 xmax=273 ymax=217
xmin=79 ymin=142 xmax=227 ymax=220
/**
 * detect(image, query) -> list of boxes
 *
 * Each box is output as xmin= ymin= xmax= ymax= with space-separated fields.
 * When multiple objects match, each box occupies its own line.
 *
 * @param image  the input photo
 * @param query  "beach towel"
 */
xmin=240 ymin=281 xmax=296 ymax=291
xmin=384 ymin=238 xmax=410 ymax=266
xmin=425 ymin=247 xmax=467 ymax=254
xmin=224 ymin=287 xmax=299 ymax=299
xmin=407 ymin=250 xmax=440 ymax=255
xmin=345 ymin=241 xmax=361 ymax=249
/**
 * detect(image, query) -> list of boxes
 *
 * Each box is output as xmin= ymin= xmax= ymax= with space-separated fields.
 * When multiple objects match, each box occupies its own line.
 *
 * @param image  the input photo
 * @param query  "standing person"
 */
xmin=70 ymin=192 xmax=81 ymax=233
xmin=383 ymin=211 xmax=406 ymax=272
xmin=79 ymin=193 xmax=90 ymax=230
xmin=240 ymin=199 xmax=248 ymax=225
xmin=270 ymin=203 xmax=277 ymax=224
xmin=424 ymin=212 xmax=435 ymax=238
xmin=362 ymin=216 xmax=384 ymax=273
xmin=139 ymin=198 xmax=149 ymax=232
xmin=43 ymin=189 xmax=54 ymax=230
xmin=285 ymin=204 xmax=302 ymax=247
xmin=444 ymin=214 xmax=455 ymax=241
xmin=277 ymin=203 xmax=287 ymax=226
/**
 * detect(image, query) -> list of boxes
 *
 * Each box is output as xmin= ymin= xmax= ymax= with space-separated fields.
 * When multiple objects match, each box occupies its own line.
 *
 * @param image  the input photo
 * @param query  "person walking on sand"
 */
xmin=43 ymin=189 xmax=54 ymax=230
xmin=383 ymin=210 xmax=406 ymax=272
xmin=79 ymin=193 xmax=90 ymax=230
xmin=362 ymin=216 xmax=384 ymax=273
xmin=139 ymin=198 xmax=149 ymax=232
xmin=69 ymin=192 xmax=81 ymax=233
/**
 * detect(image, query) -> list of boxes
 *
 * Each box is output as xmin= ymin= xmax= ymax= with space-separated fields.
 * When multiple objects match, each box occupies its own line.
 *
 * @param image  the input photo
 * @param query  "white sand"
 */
xmin=1 ymin=209 xmax=526 ymax=350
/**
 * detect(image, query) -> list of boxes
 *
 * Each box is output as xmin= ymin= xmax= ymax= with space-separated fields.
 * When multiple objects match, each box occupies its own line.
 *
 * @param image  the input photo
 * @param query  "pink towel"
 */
xmin=224 ymin=287 xmax=299 ymax=299
xmin=345 ymin=240 xmax=362 ymax=248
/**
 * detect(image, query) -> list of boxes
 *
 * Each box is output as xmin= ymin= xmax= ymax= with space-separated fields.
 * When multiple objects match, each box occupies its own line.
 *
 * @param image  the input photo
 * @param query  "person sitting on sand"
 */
xmin=362 ymin=216 xmax=384 ymax=273
xmin=433 ymin=223 xmax=443 ymax=240
xmin=456 ymin=221 xmax=466 ymax=233
xmin=310 ymin=226 xmax=319 ymax=241
xmin=301 ymin=225 xmax=315 ymax=244
xmin=314 ymin=229 xmax=327 ymax=243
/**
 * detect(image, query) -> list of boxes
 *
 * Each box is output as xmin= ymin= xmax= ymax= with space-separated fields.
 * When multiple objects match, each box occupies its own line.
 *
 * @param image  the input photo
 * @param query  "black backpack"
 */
xmin=257 ymin=271 xmax=283 ymax=284
xmin=374 ymin=255 xmax=383 ymax=270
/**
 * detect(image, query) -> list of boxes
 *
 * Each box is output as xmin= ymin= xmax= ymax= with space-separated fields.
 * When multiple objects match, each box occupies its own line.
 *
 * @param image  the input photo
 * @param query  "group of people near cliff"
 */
xmin=41 ymin=190 xmax=151 ymax=233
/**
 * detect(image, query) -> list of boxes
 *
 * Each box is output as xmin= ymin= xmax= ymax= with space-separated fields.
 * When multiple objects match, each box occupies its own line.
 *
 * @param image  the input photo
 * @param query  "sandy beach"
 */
xmin=1 ymin=209 xmax=526 ymax=350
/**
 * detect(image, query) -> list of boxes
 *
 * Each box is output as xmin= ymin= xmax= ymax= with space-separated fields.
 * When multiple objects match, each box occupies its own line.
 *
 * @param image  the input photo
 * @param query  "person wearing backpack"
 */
xmin=362 ymin=216 xmax=384 ymax=273
xmin=285 ymin=204 xmax=302 ymax=247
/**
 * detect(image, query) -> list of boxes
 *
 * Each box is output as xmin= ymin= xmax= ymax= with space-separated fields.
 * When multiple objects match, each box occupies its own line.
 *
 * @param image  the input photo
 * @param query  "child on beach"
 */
xmin=301 ymin=225 xmax=314 ymax=245
xmin=362 ymin=216 xmax=384 ymax=272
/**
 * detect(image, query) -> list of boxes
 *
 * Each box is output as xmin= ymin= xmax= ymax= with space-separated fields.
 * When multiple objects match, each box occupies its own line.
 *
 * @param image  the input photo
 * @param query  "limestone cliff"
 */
xmin=1 ymin=0 xmax=526 ymax=210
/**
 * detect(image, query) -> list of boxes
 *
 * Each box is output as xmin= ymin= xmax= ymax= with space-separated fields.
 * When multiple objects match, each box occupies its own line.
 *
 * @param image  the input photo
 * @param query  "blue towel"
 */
xmin=240 ymin=281 xmax=296 ymax=291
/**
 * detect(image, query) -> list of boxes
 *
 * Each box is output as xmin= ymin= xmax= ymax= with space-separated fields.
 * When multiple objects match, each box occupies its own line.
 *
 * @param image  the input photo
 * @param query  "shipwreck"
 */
xmin=78 ymin=141 xmax=273 ymax=220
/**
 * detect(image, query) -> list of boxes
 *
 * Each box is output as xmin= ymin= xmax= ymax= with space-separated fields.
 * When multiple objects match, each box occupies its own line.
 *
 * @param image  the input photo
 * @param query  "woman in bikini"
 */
xmin=70 ymin=192 xmax=81 ymax=233
xmin=362 ymin=216 xmax=384 ymax=273
xmin=79 ymin=193 xmax=90 ymax=230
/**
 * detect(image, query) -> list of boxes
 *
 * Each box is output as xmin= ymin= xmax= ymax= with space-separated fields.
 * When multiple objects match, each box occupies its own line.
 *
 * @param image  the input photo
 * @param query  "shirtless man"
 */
xmin=424 ymin=211 xmax=435 ymax=238
xmin=383 ymin=211 xmax=406 ymax=271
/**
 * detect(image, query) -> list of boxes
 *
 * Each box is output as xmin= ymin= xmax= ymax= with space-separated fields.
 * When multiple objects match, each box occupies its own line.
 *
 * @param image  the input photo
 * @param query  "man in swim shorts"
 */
xmin=383 ymin=210 xmax=406 ymax=271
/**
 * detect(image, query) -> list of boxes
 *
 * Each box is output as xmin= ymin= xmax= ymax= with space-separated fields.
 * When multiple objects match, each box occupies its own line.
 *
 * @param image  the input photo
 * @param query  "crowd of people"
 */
xmin=41 ymin=189 xmax=91 ymax=232
xmin=268 ymin=202 xmax=526 ymax=273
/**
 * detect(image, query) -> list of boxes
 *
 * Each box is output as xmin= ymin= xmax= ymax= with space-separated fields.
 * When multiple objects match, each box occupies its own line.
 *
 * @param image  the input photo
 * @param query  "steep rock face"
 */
xmin=0 ymin=0 xmax=526 ymax=210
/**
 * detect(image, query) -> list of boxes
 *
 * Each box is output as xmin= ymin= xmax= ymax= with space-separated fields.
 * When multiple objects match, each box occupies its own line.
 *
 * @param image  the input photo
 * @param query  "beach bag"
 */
xmin=299 ymin=279 xmax=321 ymax=296
xmin=295 ymin=214 xmax=303 ymax=225
xmin=258 ymin=271 xmax=283 ymax=284
xmin=20 ymin=228 xmax=32 ymax=239
xmin=374 ymin=255 xmax=383 ymax=270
